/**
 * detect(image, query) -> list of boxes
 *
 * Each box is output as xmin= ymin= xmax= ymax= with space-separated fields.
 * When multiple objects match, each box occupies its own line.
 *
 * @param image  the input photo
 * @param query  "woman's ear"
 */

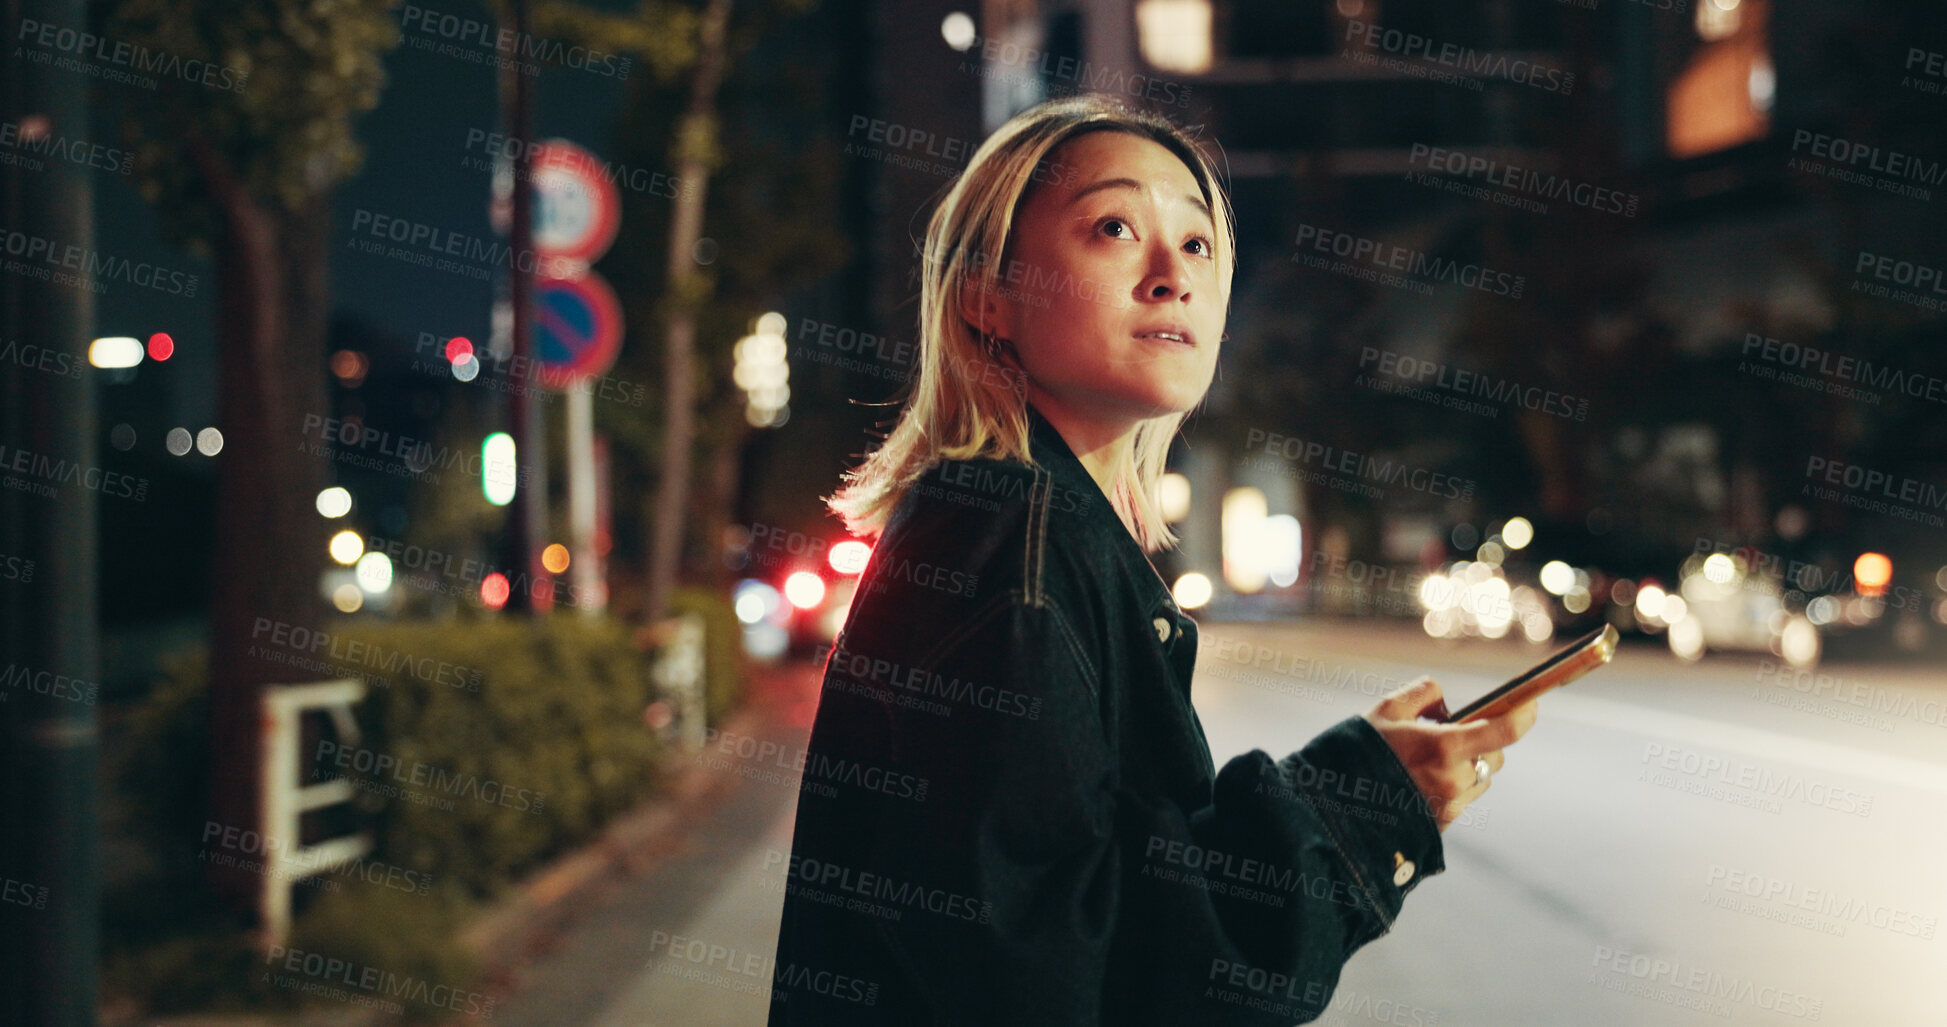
xmin=956 ymin=274 xmax=1015 ymax=342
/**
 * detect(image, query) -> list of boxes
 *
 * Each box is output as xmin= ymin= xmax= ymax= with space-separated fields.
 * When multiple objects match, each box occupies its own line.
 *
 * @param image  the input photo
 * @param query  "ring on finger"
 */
xmin=1472 ymin=756 xmax=1492 ymax=787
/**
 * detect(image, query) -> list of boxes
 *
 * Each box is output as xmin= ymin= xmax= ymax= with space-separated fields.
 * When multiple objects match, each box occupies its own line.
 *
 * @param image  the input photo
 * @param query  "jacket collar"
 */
xmin=1023 ymin=404 xmax=1179 ymax=616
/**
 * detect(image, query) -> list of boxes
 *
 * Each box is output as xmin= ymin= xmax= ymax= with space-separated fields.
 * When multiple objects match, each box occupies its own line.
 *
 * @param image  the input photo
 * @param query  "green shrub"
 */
xmin=341 ymin=612 xmax=666 ymax=896
xmin=114 ymin=647 xmax=213 ymax=891
xmin=107 ymin=600 xmax=747 ymax=1016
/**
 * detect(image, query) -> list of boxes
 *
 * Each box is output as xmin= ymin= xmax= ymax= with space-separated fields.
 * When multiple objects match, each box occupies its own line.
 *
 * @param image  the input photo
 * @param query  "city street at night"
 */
xmin=7 ymin=0 xmax=1946 ymax=1023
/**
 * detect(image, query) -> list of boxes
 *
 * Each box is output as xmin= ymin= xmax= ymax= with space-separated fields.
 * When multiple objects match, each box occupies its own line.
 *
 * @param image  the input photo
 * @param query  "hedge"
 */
xmin=107 ymin=590 xmax=743 ymax=1015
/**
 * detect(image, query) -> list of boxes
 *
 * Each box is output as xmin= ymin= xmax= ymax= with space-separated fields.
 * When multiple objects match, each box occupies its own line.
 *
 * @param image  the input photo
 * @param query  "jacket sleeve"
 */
xmin=856 ymin=593 xmax=1445 ymax=1025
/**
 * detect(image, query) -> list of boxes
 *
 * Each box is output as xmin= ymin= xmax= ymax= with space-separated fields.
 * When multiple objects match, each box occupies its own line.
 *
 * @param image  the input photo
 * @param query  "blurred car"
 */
xmin=732 ymin=536 xmax=871 ymax=660
xmin=1653 ymin=551 xmax=1818 ymax=666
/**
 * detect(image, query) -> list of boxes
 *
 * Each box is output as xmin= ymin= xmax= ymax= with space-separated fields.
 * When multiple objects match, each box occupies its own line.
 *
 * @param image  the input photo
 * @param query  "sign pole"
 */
xmin=526 ymin=138 xmax=622 ymax=615
xmin=566 ymin=388 xmax=604 ymax=614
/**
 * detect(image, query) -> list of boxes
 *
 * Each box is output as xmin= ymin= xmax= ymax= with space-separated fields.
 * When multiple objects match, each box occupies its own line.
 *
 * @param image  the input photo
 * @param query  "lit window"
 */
xmin=1136 ymin=0 xmax=1213 ymax=75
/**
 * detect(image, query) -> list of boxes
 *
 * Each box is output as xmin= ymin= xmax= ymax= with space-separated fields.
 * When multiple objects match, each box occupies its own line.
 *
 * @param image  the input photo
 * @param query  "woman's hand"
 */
xmin=1362 ymin=677 xmax=1538 ymax=833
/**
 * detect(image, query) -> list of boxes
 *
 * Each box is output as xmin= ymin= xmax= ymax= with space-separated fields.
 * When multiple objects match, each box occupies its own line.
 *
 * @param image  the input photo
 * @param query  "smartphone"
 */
xmin=1441 ymin=624 xmax=1620 ymax=724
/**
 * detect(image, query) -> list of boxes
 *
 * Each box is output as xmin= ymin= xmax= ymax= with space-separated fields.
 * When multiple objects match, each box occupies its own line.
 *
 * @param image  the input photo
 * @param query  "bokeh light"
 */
xmin=480 ymin=573 xmax=511 ymax=609
xmin=1173 ymin=572 xmax=1213 ymax=610
xmin=482 ymin=433 xmax=517 ymax=506
xmin=328 ymin=530 xmax=364 ymax=565
xmin=89 ymin=337 xmax=143 ymax=368
xmin=1853 ymin=553 xmax=1892 ymax=596
xmin=1540 ymin=561 xmax=1576 ymax=595
xmin=331 ymin=584 xmax=365 ymax=613
xmin=784 ymin=571 xmax=826 ymax=610
xmin=330 ymin=349 xmax=369 ymax=386
xmin=354 ymin=551 xmax=393 ymax=593
xmin=1669 ymin=616 xmax=1705 ymax=661
xmin=734 ymin=579 xmax=782 ymax=626
xmin=828 ymin=540 xmax=872 ymax=576
xmin=1780 ymin=616 xmax=1820 ymax=668
xmin=940 ymin=11 xmax=976 ymax=50
xmin=1702 ymin=553 xmax=1736 ymax=584
xmin=1158 ymin=473 xmax=1191 ymax=523
xmin=315 ymin=487 xmax=353 ymax=518
xmin=1220 ymin=487 xmax=1270 ymax=594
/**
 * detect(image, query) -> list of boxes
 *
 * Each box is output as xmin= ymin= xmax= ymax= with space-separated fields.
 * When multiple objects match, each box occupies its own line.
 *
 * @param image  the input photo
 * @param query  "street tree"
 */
xmin=101 ymin=0 xmax=399 ymax=917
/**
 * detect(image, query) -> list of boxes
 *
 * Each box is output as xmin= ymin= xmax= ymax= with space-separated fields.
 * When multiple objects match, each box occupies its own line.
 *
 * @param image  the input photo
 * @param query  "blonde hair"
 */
xmin=826 ymin=95 xmax=1235 ymax=552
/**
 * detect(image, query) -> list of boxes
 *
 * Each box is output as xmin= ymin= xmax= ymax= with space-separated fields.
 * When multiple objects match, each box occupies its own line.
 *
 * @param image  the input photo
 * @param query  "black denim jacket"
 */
xmin=768 ymin=406 xmax=1445 ymax=1025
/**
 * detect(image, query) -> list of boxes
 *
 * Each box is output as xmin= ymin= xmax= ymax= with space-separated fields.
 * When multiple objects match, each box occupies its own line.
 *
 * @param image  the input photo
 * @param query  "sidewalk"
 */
xmin=477 ymin=660 xmax=818 ymax=1027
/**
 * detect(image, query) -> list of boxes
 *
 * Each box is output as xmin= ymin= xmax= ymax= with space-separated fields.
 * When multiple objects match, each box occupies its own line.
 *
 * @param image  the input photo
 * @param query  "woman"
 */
xmin=767 ymin=94 xmax=1537 ymax=1025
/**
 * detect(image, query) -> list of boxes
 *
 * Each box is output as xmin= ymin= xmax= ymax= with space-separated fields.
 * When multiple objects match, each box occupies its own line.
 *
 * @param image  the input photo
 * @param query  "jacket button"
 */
xmin=1153 ymin=617 xmax=1171 ymax=643
xmin=1392 ymin=852 xmax=1415 ymax=887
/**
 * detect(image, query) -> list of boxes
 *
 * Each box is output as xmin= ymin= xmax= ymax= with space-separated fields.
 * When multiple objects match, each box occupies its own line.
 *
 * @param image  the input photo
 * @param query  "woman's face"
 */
xmin=972 ymin=130 xmax=1228 ymax=435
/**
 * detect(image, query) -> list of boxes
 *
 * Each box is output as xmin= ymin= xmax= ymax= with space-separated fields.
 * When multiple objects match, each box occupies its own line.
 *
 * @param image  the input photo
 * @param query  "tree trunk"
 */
xmin=644 ymin=0 xmax=733 ymax=626
xmin=696 ymin=427 xmax=742 ymax=591
xmin=199 ymin=139 xmax=328 ymax=919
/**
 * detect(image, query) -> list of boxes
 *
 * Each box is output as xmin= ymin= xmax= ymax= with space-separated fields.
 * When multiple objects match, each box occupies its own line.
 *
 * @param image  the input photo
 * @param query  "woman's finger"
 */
xmin=1372 ymin=677 xmax=1444 ymax=722
xmin=1450 ymin=700 xmax=1539 ymax=753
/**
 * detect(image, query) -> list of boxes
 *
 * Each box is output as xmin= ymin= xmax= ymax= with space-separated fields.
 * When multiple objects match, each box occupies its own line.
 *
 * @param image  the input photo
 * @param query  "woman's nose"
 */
xmin=1140 ymin=248 xmax=1192 ymax=303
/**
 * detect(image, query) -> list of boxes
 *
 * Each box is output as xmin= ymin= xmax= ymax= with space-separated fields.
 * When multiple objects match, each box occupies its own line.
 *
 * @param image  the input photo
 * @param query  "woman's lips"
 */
xmin=1134 ymin=327 xmax=1196 ymax=346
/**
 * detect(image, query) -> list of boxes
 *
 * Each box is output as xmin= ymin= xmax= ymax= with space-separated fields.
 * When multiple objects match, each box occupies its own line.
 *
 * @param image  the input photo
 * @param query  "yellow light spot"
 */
xmin=328 ymin=530 xmax=364 ymax=565
xmin=1173 ymin=572 xmax=1213 ymax=610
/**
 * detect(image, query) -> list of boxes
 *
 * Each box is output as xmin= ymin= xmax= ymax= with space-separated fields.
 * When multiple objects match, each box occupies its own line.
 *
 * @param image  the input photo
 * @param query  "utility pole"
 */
xmin=498 ymin=0 xmax=551 ymax=613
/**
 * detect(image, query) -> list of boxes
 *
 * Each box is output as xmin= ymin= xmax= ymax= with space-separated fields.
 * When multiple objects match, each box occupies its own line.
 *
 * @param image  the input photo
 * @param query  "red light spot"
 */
xmin=446 ymin=336 xmax=474 ymax=363
xmin=329 ymin=349 xmax=368 ymax=384
xmin=481 ymin=573 xmax=511 ymax=609
xmin=148 ymin=332 xmax=174 ymax=361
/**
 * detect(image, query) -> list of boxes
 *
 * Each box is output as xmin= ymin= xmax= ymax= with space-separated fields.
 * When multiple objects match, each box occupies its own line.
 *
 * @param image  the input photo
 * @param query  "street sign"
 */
xmin=532 ymin=140 xmax=621 ymax=266
xmin=534 ymin=270 xmax=624 ymax=390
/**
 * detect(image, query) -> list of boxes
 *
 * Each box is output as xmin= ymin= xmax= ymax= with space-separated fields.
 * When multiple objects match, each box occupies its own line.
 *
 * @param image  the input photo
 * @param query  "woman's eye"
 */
xmin=1185 ymin=237 xmax=1212 ymax=257
xmin=1099 ymin=218 xmax=1131 ymax=239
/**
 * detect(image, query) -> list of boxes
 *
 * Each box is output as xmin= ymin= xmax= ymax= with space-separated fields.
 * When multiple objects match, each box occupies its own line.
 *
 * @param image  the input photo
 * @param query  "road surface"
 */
xmin=499 ymin=619 xmax=1947 ymax=1026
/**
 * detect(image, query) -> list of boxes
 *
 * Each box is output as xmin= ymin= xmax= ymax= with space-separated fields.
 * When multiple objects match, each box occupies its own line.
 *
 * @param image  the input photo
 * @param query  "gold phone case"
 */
xmin=1447 ymin=624 xmax=1619 ymax=724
